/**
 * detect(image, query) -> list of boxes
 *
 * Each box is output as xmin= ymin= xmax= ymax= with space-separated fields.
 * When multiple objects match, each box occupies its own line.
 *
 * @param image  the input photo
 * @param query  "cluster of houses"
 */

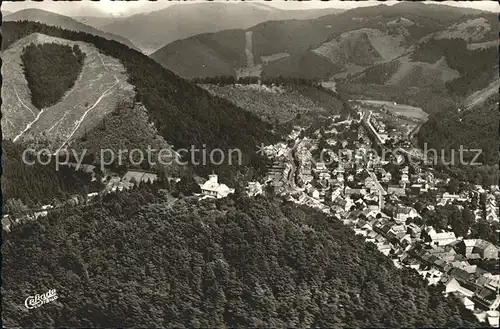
xmin=369 ymin=113 xmax=389 ymax=142
xmin=254 ymin=110 xmax=500 ymax=325
xmin=104 ymin=169 xmax=159 ymax=193
xmin=486 ymin=192 xmax=499 ymax=222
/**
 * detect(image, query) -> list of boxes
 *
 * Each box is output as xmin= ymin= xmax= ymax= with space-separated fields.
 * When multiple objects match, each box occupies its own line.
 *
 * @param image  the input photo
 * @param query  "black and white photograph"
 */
xmin=1 ymin=0 xmax=499 ymax=327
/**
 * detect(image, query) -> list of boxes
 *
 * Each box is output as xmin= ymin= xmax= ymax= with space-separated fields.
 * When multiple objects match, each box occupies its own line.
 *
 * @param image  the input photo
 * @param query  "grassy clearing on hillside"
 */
xmin=19 ymin=35 xmax=134 ymax=150
xmin=357 ymin=100 xmax=428 ymax=121
xmin=262 ymin=51 xmax=341 ymax=80
xmin=386 ymin=57 xmax=460 ymax=88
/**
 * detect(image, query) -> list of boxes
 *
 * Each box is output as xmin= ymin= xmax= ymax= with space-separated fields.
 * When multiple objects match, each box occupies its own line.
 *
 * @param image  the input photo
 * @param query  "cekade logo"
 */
xmin=25 ymin=289 xmax=58 ymax=309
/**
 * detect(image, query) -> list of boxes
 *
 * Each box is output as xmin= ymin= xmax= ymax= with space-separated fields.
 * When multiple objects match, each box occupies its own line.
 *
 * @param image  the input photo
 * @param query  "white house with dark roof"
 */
xmin=200 ymin=174 xmax=235 ymax=199
xmin=424 ymin=227 xmax=457 ymax=246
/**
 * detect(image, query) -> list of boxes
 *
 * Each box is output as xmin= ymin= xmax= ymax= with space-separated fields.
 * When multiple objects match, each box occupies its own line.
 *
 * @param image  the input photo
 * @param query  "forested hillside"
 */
xmin=418 ymin=94 xmax=499 ymax=167
xmin=21 ymin=43 xmax=85 ymax=109
xmin=150 ymin=29 xmax=246 ymax=79
xmin=70 ymin=100 xmax=176 ymax=167
xmin=1 ymin=140 xmax=102 ymax=209
xmin=3 ymin=21 xmax=277 ymax=167
xmin=2 ymin=188 xmax=480 ymax=327
xmin=261 ymin=51 xmax=341 ymax=80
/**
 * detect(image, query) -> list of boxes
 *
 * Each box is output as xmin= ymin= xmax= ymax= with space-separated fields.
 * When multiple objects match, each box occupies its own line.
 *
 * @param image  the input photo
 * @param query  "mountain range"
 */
xmin=74 ymin=2 xmax=344 ymax=54
xmin=3 ymin=9 xmax=139 ymax=51
xmin=150 ymin=2 xmax=497 ymax=82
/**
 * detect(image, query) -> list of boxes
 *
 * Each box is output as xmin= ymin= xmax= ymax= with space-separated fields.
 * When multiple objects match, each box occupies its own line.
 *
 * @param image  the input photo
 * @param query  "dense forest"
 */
xmin=411 ymin=38 xmax=497 ymax=96
xmin=418 ymin=94 xmax=499 ymax=167
xmin=4 ymin=21 xmax=277 ymax=170
xmin=1 ymin=140 xmax=102 ymax=209
xmin=261 ymin=51 xmax=341 ymax=80
xmin=21 ymin=43 xmax=85 ymax=109
xmin=2 ymin=186 xmax=479 ymax=327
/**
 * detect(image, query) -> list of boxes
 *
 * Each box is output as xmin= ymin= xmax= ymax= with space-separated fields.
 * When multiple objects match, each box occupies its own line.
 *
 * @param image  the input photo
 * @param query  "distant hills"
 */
xmin=150 ymin=2 xmax=496 ymax=82
xmin=77 ymin=2 xmax=344 ymax=54
xmin=3 ymin=9 xmax=139 ymax=51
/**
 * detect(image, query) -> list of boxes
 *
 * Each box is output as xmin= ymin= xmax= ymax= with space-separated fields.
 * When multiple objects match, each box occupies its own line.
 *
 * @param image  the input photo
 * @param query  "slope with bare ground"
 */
xmin=1 ymin=33 xmax=135 ymax=150
xmin=432 ymin=17 xmax=494 ymax=43
xmin=385 ymin=56 xmax=460 ymax=88
xmin=464 ymin=78 xmax=500 ymax=110
xmin=313 ymin=28 xmax=406 ymax=66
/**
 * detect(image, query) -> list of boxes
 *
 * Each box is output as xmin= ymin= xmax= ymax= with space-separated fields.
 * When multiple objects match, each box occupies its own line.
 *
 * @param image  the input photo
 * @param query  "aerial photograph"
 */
xmin=1 ymin=0 xmax=499 ymax=327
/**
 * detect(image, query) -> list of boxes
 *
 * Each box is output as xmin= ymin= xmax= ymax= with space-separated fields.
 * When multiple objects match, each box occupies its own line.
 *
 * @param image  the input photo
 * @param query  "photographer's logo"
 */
xmin=25 ymin=289 xmax=58 ymax=309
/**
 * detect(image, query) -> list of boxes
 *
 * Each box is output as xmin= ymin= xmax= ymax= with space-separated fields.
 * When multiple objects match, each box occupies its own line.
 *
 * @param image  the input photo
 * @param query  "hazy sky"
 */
xmin=2 ymin=0 xmax=498 ymax=17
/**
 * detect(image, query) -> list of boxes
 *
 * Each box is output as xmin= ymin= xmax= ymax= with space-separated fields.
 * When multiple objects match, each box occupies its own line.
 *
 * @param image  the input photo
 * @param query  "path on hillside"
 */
xmin=56 ymin=76 xmax=119 ymax=153
xmin=245 ymin=31 xmax=254 ymax=68
xmin=11 ymin=85 xmax=40 ymax=142
xmin=56 ymin=51 xmax=119 ymax=153
xmin=13 ymin=109 xmax=44 ymax=143
xmin=464 ymin=78 xmax=500 ymax=110
xmin=12 ymin=85 xmax=36 ymax=117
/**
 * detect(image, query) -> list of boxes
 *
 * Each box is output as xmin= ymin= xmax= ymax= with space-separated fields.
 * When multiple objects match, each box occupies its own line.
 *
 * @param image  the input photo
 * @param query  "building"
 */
xmin=122 ymin=170 xmax=159 ymax=185
xmin=440 ymin=192 xmax=461 ymax=204
xmin=457 ymin=239 xmax=499 ymax=260
xmin=381 ymin=171 xmax=392 ymax=183
xmin=400 ymin=174 xmax=410 ymax=185
xmin=199 ymin=174 xmax=235 ymax=199
xmin=246 ymin=182 xmax=263 ymax=197
xmin=394 ymin=206 xmax=420 ymax=223
xmin=423 ymin=227 xmax=457 ymax=246
xmin=344 ymin=187 xmax=366 ymax=196
xmin=388 ymin=185 xmax=406 ymax=197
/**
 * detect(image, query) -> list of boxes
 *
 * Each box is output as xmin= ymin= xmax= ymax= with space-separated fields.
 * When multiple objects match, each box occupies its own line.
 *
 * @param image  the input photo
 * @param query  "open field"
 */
xmin=357 ymin=99 xmax=428 ymax=121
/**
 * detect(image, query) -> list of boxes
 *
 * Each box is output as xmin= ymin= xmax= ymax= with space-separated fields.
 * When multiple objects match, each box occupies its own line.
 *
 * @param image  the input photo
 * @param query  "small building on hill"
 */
xmin=200 ymin=174 xmax=235 ymax=199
